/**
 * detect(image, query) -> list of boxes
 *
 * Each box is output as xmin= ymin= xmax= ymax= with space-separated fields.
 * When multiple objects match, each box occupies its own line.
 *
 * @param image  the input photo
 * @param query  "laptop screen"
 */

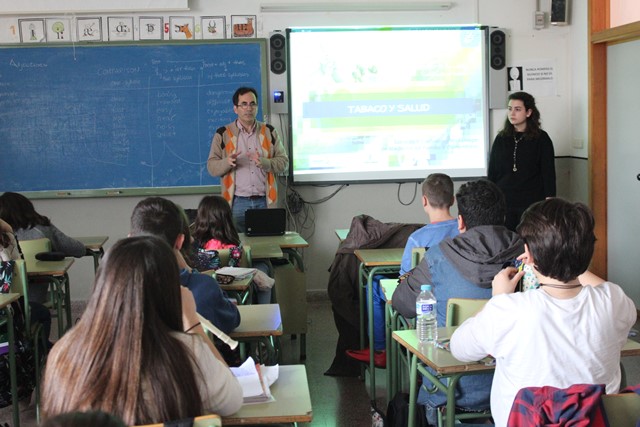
xmin=245 ymin=208 xmax=286 ymax=236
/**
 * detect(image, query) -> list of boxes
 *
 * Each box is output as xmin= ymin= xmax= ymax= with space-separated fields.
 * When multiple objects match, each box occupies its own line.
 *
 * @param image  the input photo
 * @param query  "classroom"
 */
xmin=1 ymin=0 xmax=640 ymax=426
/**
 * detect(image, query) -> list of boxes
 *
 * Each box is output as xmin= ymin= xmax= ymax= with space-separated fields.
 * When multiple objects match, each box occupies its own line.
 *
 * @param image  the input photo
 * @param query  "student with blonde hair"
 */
xmin=41 ymin=235 xmax=242 ymax=425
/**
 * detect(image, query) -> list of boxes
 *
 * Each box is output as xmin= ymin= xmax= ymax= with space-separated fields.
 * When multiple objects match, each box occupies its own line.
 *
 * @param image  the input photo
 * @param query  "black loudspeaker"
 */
xmin=488 ymin=28 xmax=507 ymax=109
xmin=551 ymin=0 xmax=570 ymax=25
xmin=269 ymin=31 xmax=286 ymax=75
xmin=268 ymin=31 xmax=288 ymax=114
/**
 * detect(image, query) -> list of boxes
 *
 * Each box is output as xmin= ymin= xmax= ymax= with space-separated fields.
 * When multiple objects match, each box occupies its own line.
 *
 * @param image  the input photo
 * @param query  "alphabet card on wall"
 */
xmin=18 ymin=19 xmax=45 ymax=43
xmin=108 ymin=17 xmax=133 ymax=41
xmin=45 ymin=18 xmax=71 ymax=42
xmin=77 ymin=17 xmax=102 ymax=42
xmin=139 ymin=16 xmax=163 ymax=40
xmin=202 ymin=16 xmax=226 ymax=40
xmin=231 ymin=15 xmax=256 ymax=38
xmin=170 ymin=16 xmax=195 ymax=40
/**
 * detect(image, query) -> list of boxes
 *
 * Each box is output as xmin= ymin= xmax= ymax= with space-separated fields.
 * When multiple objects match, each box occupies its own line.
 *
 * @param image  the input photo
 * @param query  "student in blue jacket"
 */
xmin=129 ymin=197 xmax=240 ymax=334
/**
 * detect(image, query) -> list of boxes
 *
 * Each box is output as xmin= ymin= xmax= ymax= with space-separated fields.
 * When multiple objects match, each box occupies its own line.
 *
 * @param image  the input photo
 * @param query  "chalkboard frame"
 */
xmin=0 ymin=38 xmax=269 ymax=200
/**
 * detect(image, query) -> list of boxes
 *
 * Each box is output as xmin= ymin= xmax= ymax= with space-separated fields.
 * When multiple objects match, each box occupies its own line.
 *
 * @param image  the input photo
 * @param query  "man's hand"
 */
xmin=248 ymin=151 xmax=262 ymax=168
xmin=227 ymin=151 xmax=242 ymax=168
xmin=492 ymin=267 xmax=524 ymax=296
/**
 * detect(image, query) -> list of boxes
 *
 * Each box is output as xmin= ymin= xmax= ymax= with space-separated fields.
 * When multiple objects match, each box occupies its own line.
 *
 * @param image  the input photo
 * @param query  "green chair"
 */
xmin=445 ymin=298 xmax=488 ymax=327
xmin=411 ymin=246 xmax=426 ymax=268
xmin=10 ymin=259 xmax=47 ymax=423
xmin=435 ymin=297 xmax=490 ymax=426
xmin=602 ymin=392 xmax=640 ymax=427
xmin=19 ymin=238 xmax=70 ymax=335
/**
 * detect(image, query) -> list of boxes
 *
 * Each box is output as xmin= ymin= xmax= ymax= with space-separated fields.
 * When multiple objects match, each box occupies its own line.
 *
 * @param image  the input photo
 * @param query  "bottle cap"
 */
xmin=421 ymin=284 xmax=431 ymax=291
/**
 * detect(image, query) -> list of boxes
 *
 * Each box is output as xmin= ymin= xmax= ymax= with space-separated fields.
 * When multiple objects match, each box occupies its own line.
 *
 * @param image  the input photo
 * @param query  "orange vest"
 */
xmin=221 ymin=124 xmax=277 ymax=206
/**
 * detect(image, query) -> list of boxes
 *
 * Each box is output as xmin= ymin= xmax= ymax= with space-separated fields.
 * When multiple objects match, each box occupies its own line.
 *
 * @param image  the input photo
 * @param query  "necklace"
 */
xmin=539 ymin=283 xmax=583 ymax=289
xmin=512 ymin=133 xmax=524 ymax=172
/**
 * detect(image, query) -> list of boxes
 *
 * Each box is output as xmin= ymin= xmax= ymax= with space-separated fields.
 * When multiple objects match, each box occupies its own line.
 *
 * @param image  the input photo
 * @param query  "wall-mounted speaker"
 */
xmin=551 ymin=0 xmax=570 ymax=25
xmin=488 ymin=28 xmax=507 ymax=109
xmin=268 ymin=31 xmax=288 ymax=114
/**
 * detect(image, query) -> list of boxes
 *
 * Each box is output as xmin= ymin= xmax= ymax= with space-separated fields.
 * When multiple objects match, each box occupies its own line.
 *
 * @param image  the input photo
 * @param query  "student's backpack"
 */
xmin=386 ymin=392 xmax=429 ymax=427
xmin=0 ymin=260 xmax=37 ymax=408
xmin=193 ymin=245 xmax=243 ymax=272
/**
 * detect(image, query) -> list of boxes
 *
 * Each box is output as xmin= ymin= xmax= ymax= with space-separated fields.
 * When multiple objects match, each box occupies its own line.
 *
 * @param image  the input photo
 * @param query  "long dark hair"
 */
xmin=0 ymin=192 xmax=51 ymax=230
xmin=499 ymin=91 xmax=542 ymax=139
xmin=41 ymin=236 xmax=204 ymax=425
xmin=192 ymin=196 xmax=240 ymax=247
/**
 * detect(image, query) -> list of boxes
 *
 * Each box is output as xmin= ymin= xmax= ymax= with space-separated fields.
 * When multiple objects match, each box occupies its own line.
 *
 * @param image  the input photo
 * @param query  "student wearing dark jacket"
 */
xmin=129 ymin=197 xmax=240 ymax=334
xmin=392 ymin=179 xmax=524 ymax=425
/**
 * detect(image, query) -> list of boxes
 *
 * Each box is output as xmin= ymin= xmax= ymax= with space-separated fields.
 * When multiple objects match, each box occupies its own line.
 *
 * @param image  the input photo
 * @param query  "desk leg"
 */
xmin=358 ymin=263 xmax=366 ymax=379
xmin=385 ymin=304 xmax=393 ymax=403
xmin=283 ymin=248 xmax=304 ymax=273
xmin=408 ymin=354 xmax=418 ymax=427
xmin=4 ymin=305 xmax=20 ymax=427
xmin=50 ymin=274 xmax=72 ymax=335
xmin=367 ymin=268 xmax=376 ymax=402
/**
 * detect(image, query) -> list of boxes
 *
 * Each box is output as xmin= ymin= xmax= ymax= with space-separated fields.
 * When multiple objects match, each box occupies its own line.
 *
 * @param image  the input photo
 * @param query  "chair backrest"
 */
xmin=379 ymin=278 xmax=399 ymax=302
xmin=411 ymin=247 xmax=426 ymax=268
xmin=10 ymin=259 xmax=31 ymax=327
xmin=18 ymin=238 xmax=52 ymax=264
xmin=218 ymin=245 xmax=252 ymax=268
xmin=445 ymin=298 xmax=488 ymax=327
xmin=132 ymin=414 xmax=221 ymax=427
xmin=602 ymin=393 xmax=640 ymax=427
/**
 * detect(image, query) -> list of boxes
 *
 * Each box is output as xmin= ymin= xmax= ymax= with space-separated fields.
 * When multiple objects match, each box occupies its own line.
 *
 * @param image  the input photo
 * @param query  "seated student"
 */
xmin=399 ymin=173 xmax=459 ymax=275
xmin=0 ymin=192 xmax=88 ymax=305
xmin=346 ymin=173 xmax=459 ymax=364
xmin=130 ymin=197 xmax=240 ymax=334
xmin=191 ymin=195 xmax=274 ymax=304
xmin=392 ymin=179 xmax=524 ymax=425
xmin=0 ymin=217 xmax=53 ymax=347
xmin=0 ymin=192 xmax=87 ymax=258
xmin=450 ymin=198 xmax=636 ymax=427
xmin=41 ymin=236 xmax=243 ymax=425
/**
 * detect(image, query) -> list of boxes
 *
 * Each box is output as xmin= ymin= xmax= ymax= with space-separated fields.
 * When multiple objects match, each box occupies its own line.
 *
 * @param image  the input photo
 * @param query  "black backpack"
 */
xmin=386 ymin=392 xmax=429 ymax=427
xmin=0 ymin=260 xmax=37 ymax=408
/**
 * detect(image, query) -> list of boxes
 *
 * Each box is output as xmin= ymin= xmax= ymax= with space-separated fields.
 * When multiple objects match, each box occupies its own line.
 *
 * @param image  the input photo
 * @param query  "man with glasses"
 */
xmin=207 ymin=87 xmax=288 ymax=231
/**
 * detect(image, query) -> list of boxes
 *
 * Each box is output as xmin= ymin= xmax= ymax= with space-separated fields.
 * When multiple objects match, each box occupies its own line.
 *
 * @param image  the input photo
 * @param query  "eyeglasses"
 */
xmin=236 ymin=102 xmax=257 ymax=109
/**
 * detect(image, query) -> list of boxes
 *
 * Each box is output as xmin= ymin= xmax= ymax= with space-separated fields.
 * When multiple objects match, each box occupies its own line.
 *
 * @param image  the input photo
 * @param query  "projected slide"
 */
xmin=288 ymin=26 xmax=490 ymax=184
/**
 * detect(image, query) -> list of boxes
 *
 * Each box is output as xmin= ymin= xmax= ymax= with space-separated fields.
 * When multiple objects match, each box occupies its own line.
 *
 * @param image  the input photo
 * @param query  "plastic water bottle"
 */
xmin=416 ymin=284 xmax=437 ymax=344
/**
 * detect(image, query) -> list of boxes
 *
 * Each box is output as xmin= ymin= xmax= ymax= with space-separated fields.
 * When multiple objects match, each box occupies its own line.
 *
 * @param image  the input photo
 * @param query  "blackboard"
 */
xmin=0 ymin=40 xmax=267 ymax=197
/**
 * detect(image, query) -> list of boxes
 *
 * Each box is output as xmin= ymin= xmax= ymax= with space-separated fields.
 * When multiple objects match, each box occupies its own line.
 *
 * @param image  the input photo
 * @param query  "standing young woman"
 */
xmin=488 ymin=91 xmax=556 ymax=231
xmin=41 ymin=235 xmax=242 ymax=425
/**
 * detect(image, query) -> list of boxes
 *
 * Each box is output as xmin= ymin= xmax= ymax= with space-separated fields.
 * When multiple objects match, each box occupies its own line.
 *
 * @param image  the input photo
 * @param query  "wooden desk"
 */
xmin=202 ymin=270 xmax=255 ymax=305
xmin=26 ymin=258 xmax=75 ymax=336
xmin=231 ymin=304 xmax=282 ymax=338
xmin=240 ymin=231 xmax=308 ymax=269
xmin=354 ymin=248 xmax=403 ymax=403
xmin=74 ymin=235 xmax=108 ymax=273
xmin=393 ymin=327 xmax=640 ymax=427
xmin=240 ymin=232 xmax=309 ymax=360
xmin=1 ymin=293 xmax=21 ymax=427
xmin=222 ymin=364 xmax=312 ymax=425
xmin=231 ymin=304 xmax=282 ymax=364
xmin=393 ymin=327 xmax=493 ymax=427
xmin=335 ymin=228 xmax=349 ymax=242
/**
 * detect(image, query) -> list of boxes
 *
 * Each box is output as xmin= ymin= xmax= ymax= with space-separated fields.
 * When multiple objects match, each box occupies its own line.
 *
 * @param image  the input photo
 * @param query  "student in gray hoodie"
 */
xmin=392 ymin=179 xmax=524 ymax=425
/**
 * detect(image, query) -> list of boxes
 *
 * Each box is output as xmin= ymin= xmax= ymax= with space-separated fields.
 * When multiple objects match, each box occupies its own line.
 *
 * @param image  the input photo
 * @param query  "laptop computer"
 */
xmin=245 ymin=208 xmax=286 ymax=236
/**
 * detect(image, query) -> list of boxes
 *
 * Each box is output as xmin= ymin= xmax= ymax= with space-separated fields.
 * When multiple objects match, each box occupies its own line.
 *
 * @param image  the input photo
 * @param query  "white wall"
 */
xmin=3 ymin=0 xmax=589 ymax=300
